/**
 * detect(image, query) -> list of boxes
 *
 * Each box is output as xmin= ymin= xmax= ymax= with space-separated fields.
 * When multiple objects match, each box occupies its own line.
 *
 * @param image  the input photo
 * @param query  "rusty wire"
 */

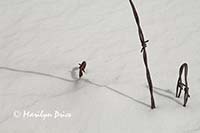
xmin=128 ymin=0 xmax=155 ymax=109
xmin=176 ymin=63 xmax=190 ymax=107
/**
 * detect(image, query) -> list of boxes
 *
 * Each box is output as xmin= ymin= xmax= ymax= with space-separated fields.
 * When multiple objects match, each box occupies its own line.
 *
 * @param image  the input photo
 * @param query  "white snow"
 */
xmin=0 ymin=0 xmax=200 ymax=132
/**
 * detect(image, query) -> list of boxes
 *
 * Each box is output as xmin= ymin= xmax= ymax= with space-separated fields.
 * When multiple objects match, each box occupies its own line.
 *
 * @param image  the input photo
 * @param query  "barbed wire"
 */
xmin=128 ymin=0 xmax=155 ymax=109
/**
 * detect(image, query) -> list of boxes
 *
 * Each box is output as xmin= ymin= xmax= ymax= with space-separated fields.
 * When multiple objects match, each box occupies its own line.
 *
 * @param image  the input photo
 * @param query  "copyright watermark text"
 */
xmin=13 ymin=110 xmax=72 ymax=120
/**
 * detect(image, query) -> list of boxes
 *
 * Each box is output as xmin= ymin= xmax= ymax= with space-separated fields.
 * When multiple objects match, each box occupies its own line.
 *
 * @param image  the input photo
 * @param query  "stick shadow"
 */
xmin=151 ymin=86 xmax=182 ymax=105
xmin=0 ymin=66 xmax=75 ymax=82
xmin=0 ymin=66 xmax=150 ymax=108
xmin=82 ymin=79 xmax=151 ymax=108
xmin=0 ymin=66 xmax=83 ymax=98
xmin=0 ymin=67 xmax=90 ymax=96
xmin=154 ymin=86 xmax=175 ymax=96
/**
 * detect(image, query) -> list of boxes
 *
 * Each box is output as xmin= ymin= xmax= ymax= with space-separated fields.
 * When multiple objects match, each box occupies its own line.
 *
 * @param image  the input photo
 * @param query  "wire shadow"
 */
xmin=154 ymin=86 xmax=175 ymax=96
xmin=0 ymin=66 xmax=150 ymax=108
xmin=52 ymin=79 xmax=83 ymax=97
xmin=0 ymin=67 xmax=75 ymax=83
xmin=148 ymin=86 xmax=182 ymax=105
xmin=0 ymin=66 xmax=86 ymax=98
xmin=82 ymin=79 xmax=151 ymax=108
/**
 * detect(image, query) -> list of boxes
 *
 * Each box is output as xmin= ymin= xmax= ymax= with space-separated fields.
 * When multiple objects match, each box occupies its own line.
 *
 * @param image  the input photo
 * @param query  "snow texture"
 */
xmin=0 ymin=0 xmax=200 ymax=132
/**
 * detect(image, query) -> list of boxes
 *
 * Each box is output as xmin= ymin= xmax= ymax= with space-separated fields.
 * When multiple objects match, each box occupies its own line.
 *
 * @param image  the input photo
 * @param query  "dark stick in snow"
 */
xmin=128 ymin=0 xmax=156 ymax=109
xmin=79 ymin=61 xmax=87 ymax=78
xmin=176 ymin=63 xmax=190 ymax=107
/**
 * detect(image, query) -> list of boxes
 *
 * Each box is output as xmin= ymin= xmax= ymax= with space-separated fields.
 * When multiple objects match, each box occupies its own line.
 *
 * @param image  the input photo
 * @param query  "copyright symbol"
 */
xmin=13 ymin=110 xmax=21 ymax=118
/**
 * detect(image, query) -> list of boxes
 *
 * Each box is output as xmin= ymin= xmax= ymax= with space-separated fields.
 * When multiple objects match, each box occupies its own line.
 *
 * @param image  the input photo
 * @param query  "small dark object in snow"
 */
xmin=176 ymin=63 xmax=190 ymax=107
xmin=79 ymin=61 xmax=86 ymax=78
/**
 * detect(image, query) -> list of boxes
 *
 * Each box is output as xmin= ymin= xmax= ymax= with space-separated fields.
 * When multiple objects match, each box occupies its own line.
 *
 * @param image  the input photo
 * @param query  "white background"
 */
xmin=0 ymin=0 xmax=200 ymax=132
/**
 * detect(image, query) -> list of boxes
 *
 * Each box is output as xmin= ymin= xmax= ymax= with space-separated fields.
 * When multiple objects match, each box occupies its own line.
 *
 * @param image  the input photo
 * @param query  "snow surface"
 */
xmin=0 ymin=0 xmax=200 ymax=132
